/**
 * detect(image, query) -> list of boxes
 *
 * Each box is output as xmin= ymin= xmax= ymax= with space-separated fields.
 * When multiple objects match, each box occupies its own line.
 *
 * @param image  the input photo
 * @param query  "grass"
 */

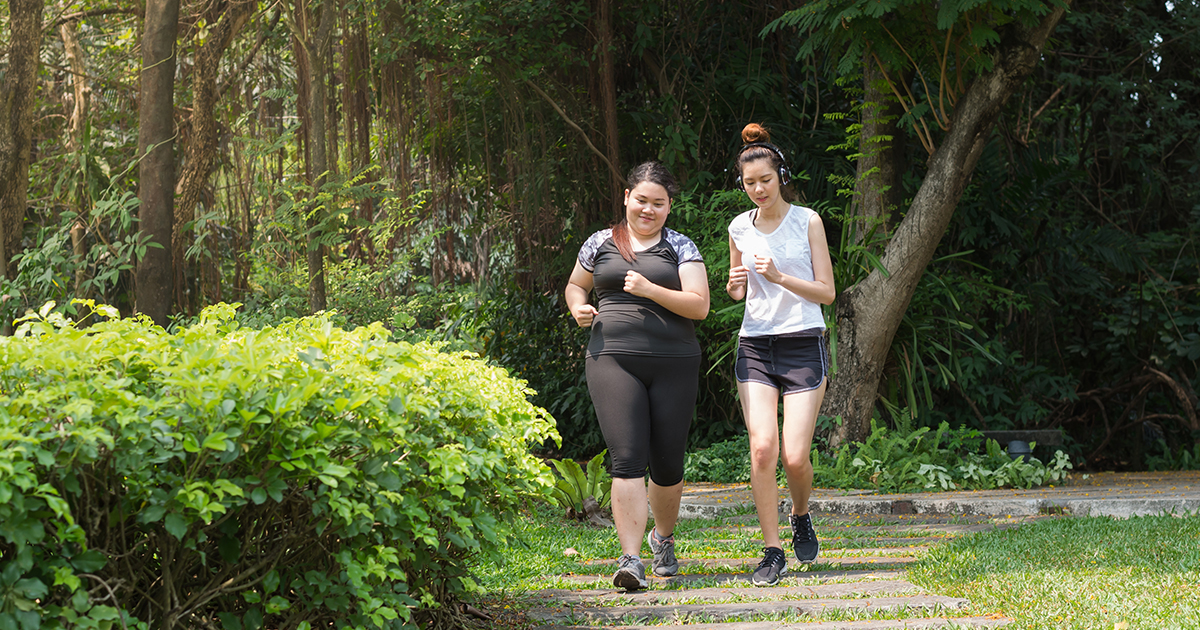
xmin=907 ymin=514 xmax=1200 ymax=629
xmin=475 ymin=502 xmax=1200 ymax=629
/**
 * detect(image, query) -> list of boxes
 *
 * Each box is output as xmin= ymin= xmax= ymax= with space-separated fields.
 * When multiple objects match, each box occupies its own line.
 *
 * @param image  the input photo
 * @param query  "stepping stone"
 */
xmin=534 ymin=579 xmax=923 ymax=603
xmin=577 ymin=556 xmax=919 ymax=570
xmin=529 ymin=594 xmax=971 ymax=625
xmin=542 ymin=617 xmax=1011 ymax=629
xmin=527 ymin=510 xmax=1011 ymax=629
xmin=550 ymin=568 xmax=908 ymax=586
xmin=698 ymin=536 xmax=942 ymax=548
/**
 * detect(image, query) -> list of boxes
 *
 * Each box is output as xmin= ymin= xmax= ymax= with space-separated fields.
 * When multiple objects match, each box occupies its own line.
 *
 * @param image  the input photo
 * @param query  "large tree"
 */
xmin=0 ymin=0 xmax=45 ymax=286
xmin=174 ymin=0 xmax=255 ymax=311
xmin=135 ymin=0 xmax=180 ymax=327
xmin=285 ymin=0 xmax=336 ymax=313
xmin=773 ymin=0 xmax=1073 ymax=445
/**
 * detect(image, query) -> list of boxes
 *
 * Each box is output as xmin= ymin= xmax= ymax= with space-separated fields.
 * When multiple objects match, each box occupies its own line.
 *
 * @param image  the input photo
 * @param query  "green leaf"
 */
xmin=203 ymin=432 xmax=229 ymax=451
xmin=14 ymin=578 xmax=47 ymax=599
xmin=141 ymin=505 xmax=167 ymax=523
xmin=262 ymin=570 xmax=280 ymax=595
xmin=71 ymin=549 xmax=108 ymax=573
xmin=164 ymin=513 xmax=188 ymax=540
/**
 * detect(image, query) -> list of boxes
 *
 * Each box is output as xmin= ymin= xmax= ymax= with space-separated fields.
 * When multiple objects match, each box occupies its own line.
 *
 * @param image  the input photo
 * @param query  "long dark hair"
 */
xmin=612 ymin=161 xmax=680 ymax=262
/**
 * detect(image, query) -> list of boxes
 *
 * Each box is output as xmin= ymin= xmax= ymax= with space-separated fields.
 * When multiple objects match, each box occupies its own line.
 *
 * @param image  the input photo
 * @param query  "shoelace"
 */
xmin=757 ymin=548 xmax=784 ymax=569
xmin=793 ymin=516 xmax=813 ymax=543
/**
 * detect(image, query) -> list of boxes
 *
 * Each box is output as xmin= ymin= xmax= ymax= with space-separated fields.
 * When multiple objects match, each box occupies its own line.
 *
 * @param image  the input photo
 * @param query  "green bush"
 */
xmin=0 ymin=301 xmax=558 ymax=630
xmin=685 ymin=422 xmax=1074 ymax=492
xmin=815 ymin=421 xmax=1073 ymax=492
xmin=683 ymin=434 xmax=752 ymax=484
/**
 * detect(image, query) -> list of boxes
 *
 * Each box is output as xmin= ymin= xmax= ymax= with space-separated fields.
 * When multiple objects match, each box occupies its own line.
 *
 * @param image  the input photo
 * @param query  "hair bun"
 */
xmin=741 ymin=123 xmax=771 ymax=145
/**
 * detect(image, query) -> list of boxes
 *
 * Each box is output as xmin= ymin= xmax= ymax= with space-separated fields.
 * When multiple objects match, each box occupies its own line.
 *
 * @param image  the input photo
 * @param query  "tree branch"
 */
xmin=522 ymin=78 xmax=627 ymax=189
xmin=50 ymin=7 xmax=138 ymax=29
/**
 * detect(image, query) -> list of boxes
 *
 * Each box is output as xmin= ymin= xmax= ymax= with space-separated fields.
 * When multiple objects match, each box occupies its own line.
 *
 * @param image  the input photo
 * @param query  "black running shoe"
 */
xmin=750 ymin=546 xmax=787 ymax=586
xmin=791 ymin=512 xmax=820 ymax=563
xmin=613 ymin=554 xmax=647 ymax=590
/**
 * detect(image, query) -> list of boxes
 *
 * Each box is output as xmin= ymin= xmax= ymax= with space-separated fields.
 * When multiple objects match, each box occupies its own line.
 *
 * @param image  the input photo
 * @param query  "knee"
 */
xmin=748 ymin=438 xmax=778 ymax=468
xmin=782 ymin=451 xmax=813 ymax=475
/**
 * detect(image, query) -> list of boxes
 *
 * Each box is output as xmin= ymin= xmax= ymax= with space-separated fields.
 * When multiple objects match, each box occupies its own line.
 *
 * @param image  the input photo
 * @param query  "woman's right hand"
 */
xmin=571 ymin=303 xmax=599 ymax=327
xmin=727 ymin=265 xmax=748 ymax=294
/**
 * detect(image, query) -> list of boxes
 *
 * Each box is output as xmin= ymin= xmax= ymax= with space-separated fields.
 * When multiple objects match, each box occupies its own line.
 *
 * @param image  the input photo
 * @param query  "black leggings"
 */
xmin=585 ymin=353 xmax=700 ymax=486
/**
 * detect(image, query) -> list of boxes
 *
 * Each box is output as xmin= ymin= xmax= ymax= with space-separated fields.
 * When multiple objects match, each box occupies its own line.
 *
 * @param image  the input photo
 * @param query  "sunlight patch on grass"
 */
xmin=908 ymin=515 xmax=1200 ymax=629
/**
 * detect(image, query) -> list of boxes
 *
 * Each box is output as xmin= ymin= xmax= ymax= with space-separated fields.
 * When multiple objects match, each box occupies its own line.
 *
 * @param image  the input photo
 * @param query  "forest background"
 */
xmin=0 ymin=0 xmax=1196 ymax=470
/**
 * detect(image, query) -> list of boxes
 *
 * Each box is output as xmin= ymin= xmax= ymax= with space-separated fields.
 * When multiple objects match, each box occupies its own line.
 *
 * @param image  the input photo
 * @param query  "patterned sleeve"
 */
xmin=577 ymin=229 xmax=612 ymax=272
xmin=663 ymin=228 xmax=704 ymax=265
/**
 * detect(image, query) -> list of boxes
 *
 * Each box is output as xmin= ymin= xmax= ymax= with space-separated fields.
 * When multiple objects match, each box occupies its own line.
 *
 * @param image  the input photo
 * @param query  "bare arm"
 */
xmin=564 ymin=261 xmax=598 ymax=327
xmin=726 ymin=235 xmax=747 ymax=301
xmin=751 ymin=214 xmax=836 ymax=305
xmin=623 ymin=261 xmax=711 ymax=320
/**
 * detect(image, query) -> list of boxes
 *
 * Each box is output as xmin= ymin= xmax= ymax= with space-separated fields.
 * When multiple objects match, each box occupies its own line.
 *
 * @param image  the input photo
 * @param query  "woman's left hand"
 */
xmin=623 ymin=270 xmax=656 ymax=297
xmin=753 ymin=254 xmax=784 ymax=284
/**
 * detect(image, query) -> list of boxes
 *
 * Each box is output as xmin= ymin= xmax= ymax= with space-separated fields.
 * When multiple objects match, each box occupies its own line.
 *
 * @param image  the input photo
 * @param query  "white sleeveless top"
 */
xmin=728 ymin=204 xmax=826 ymax=338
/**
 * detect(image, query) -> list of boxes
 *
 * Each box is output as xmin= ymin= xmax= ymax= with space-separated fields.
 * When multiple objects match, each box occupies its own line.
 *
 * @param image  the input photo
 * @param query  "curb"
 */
xmin=678 ymin=495 xmax=1200 ymax=520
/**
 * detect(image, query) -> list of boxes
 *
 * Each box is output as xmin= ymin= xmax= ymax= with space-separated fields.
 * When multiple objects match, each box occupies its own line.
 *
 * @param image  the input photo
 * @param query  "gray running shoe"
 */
xmin=751 ymin=546 xmax=787 ymax=586
xmin=613 ymin=554 xmax=647 ymax=590
xmin=791 ymin=512 xmax=820 ymax=563
xmin=647 ymin=528 xmax=679 ymax=576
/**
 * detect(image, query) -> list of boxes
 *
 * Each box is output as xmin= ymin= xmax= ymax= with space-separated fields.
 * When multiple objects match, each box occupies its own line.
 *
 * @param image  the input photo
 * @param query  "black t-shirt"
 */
xmin=577 ymin=227 xmax=704 ymax=358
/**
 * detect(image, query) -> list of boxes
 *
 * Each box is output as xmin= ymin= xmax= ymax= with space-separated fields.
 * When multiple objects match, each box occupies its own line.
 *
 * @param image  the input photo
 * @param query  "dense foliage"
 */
xmin=685 ymin=422 xmax=1073 ymax=492
xmin=0 ymin=0 xmax=1196 ymax=468
xmin=0 ymin=301 xmax=557 ymax=629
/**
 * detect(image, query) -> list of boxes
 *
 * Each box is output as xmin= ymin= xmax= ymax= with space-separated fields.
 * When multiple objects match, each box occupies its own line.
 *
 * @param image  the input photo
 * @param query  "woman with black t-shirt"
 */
xmin=565 ymin=161 xmax=710 ymax=591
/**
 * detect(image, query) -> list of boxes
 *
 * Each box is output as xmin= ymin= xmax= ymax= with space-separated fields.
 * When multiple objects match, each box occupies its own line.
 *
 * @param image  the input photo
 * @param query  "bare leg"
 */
xmin=611 ymin=477 xmax=648 ymax=557
xmin=740 ymin=380 xmax=783 ymax=549
xmin=780 ymin=379 xmax=827 ymax=516
xmin=647 ymin=479 xmax=683 ymax=538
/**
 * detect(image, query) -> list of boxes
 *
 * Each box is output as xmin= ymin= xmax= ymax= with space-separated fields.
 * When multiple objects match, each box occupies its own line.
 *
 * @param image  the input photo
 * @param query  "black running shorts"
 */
xmin=735 ymin=333 xmax=828 ymax=395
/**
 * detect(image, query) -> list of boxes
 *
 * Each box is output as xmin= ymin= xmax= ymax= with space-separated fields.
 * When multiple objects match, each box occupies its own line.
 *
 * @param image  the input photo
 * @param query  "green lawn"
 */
xmin=907 ymin=514 xmax=1200 ymax=629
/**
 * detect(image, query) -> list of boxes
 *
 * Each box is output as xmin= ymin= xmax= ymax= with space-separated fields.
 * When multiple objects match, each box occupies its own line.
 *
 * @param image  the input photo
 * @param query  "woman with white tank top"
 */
xmin=725 ymin=123 xmax=836 ymax=587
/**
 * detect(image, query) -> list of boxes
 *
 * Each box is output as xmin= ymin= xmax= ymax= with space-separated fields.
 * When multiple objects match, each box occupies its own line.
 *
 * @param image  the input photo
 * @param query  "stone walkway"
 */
xmin=523 ymin=472 xmax=1200 ymax=629
xmin=679 ymin=471 xmax=1200 ymax=519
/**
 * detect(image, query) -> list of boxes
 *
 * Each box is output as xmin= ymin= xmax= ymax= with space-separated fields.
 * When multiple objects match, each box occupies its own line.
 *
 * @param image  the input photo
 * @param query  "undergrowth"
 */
xmin=685 ymin=421 xmax=1073 ymax=492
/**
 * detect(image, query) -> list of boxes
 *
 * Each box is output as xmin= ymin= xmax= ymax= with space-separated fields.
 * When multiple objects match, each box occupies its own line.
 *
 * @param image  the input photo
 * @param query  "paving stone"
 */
xmin=549 ymin=568 xmax=909 ymax=587
xmin=541 ymin=617 xmax=1011 ymax=629
xmin=577 ymin=556 xmax=919 ymax=570
xmin=529 ymin=594 xmax=971 ymax=625
xmin=527 ymin=503 xmax=1017 ymax=628
xmin=533 ymin=579 xmax=923 ymax=603
xmin=697 ymin=536 xmax=942 ymax=548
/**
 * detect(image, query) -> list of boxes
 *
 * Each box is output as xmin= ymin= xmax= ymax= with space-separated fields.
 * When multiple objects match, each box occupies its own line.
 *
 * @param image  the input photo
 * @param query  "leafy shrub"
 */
xmin=815 ymin=421 xmax=1073 ymax=492
xmin=686 ymin=422 xmax=1074 ymax=491
xmin=0 ymin=301 xmax=557 ymax=630
xmin=478 ymin=287 xmax=598 ymax=457
xmin=1146 ymin=441 xmax=1200 ymax=471
xmin=683 ymin=434 xmax=752 ymax=484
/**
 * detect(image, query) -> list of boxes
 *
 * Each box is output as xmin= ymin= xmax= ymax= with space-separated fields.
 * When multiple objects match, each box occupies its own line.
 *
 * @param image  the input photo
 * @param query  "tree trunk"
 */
xmin=824 ymin=5 xmax=1070 ymax=448
xmin=135 ymin=0 xmax=179 ymax=327
xmin=852 ymin=54 xmax=905 ymax=244
xmin=0 ymin=0 xmax=44 ymax=286
xmin=596 ymin=0 xmax=622 ymax=219
xmin=174 ymin=0 xmax=254 ymax=313
xmin=62 ymin=18 xmax=91 ymax=297
xmin=344 ymin=17 xmax=374 ymax=263
xmin=286 ymin=0 xmax=336 ymax=312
